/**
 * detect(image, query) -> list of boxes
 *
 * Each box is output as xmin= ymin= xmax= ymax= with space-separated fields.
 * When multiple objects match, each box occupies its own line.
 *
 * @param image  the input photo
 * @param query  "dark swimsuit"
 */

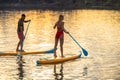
xmin=17 ymin=19 xmax=24 ymax=39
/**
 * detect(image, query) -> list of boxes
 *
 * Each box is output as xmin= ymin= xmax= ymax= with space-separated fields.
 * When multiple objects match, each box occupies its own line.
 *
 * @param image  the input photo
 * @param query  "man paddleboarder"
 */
xmin=16 ymin=14 xmax=31 ymax=52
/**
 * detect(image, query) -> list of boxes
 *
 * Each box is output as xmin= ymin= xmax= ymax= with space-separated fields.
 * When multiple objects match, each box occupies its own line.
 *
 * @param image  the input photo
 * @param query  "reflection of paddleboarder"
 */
xmin=83 ymin=67 xmax=88 ymax=76
xmin=54 ymin=63 xmax=64 ymax=80
xmin=16 ymin=14 xmax=31 ymax=52
xmin=53 ymin=15 xmax=69 ymax=58
xmin=17 ymin=55 xmax=24 ymax=80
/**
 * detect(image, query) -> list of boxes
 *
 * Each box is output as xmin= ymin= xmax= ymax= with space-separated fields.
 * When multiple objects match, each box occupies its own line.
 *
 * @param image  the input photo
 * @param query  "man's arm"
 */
xmin=24 ymin=20 xmax=31 ymax=23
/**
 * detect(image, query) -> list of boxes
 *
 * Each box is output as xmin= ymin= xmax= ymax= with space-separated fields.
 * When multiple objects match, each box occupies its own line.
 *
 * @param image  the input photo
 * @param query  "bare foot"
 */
xmin=61 ymin=55 xmax=65 ymax=58
xmin=20 ymin=50 xmax=25 ymax=52
xmin=16 ymin=50 xmax=18 ymax=52
xmin=54 ymin=52 xmax=57 ymax=58
xmin=16 ymin=49 xmax=19 ymax=52
xmin=54 ymin=54 xmax=57 ymax=58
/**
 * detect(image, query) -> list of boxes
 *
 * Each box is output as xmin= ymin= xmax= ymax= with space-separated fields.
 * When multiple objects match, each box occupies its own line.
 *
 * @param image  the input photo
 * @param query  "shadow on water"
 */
xmin=16 ymin=55 xmax=25 ymax=80
xmin=54 ymin=63 xmax=64 ymax=80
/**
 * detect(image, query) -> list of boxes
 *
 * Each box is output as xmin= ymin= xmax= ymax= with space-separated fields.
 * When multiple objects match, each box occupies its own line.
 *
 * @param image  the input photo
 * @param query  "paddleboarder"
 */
xmin=53 ymin=15 xmax=69 ymax=58
xmin=16 ymin=14 xmax=31 ymax=52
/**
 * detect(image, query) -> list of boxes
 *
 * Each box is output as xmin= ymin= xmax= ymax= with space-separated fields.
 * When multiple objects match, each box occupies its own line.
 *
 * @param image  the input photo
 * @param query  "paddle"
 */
xmin=68 ymin=33 xmax=88 ymax=56
xmin=24 ymin=21 xmax=31 ymax=37
xmin=17 ymin=21 xmax=30 ymax=63
xmin=20 ymin=21 xmax=31 ymax=52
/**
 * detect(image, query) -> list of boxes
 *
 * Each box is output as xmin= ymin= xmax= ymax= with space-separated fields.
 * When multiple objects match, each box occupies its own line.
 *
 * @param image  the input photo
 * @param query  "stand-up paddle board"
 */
xmin=0 ymin=48 xmax=54 ymax=56
xmin=36 ymin=53 xmax=82 ymax=65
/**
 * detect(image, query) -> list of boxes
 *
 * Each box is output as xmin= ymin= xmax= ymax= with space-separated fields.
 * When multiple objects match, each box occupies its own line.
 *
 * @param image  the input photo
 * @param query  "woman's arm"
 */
xmin=53 ymin=22 xmax=57 ymax=29
xmin=62 ymin=22 xmax=69 ymax=34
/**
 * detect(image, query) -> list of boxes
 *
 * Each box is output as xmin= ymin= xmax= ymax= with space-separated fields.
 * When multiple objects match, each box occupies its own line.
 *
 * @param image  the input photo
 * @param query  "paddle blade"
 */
xmin=78 ymin=53 xmax=82 ymax=58
xmin=44 ymin=48 xmax=54 ymax=54
xmin=82 ymin=48 xmax=88 ymax=56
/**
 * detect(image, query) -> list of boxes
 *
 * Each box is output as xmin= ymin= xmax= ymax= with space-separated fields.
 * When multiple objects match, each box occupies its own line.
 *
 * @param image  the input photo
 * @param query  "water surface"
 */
xmin=0 ymin=10 xmax=120 ymax=80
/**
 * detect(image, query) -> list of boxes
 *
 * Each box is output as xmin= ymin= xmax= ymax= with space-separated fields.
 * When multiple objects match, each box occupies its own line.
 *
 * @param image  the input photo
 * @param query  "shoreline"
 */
xmin=0 ymin=3 xmax=120 ymax=11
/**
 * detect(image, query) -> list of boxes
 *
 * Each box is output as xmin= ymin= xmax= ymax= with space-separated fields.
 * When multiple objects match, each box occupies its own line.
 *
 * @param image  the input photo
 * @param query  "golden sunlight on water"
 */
xmin=0 ymin=10 xmax=120 ymax=80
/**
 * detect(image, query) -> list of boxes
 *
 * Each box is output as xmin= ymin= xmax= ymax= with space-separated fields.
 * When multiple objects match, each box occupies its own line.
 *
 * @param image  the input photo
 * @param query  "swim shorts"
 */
xmin=17 ymin=32 xmax=24 ymax=39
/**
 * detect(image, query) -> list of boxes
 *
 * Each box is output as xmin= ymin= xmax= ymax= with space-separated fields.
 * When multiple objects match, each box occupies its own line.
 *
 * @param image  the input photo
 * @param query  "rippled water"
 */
xmin=0 ymin=10 xmax=120 ymax=80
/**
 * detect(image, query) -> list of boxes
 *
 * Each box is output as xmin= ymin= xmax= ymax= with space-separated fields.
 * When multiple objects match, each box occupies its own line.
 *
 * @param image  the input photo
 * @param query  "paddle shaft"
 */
xmin=68 ymin=33 xmax=82 ymax=49
xmin=24 ymin=21 xmax=31 ymax=37
xmin=20 ymin=21 xmax=31 ymax=51
xmin=68 ymin=33 xmax=88 ymax=56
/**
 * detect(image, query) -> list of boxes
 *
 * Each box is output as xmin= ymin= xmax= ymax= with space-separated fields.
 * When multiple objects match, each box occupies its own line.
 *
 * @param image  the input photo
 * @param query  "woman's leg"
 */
xmin=60 ymin=35 xmax=64 ymax=57
xmin=54 ymin=38 xmax=59 ymax=58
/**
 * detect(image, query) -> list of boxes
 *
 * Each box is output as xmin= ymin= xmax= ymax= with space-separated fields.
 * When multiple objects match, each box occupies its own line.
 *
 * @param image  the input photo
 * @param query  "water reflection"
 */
xmin=82 ymin=67 xmax=88 ymax=76
xmin=54 ymin=63 xmax=64 ymax=80
xmin=17 ymin=55 xmax=25 ymax=80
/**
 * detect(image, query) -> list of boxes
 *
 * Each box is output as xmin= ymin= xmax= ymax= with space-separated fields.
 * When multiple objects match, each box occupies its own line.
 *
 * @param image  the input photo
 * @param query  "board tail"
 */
xmin=44 ymin=48 xmax=54 ymax=53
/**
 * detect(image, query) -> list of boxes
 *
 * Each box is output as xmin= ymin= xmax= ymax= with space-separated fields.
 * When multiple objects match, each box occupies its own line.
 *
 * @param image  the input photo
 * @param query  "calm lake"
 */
xmin=0 ymin=9 xmax=120 ymax=80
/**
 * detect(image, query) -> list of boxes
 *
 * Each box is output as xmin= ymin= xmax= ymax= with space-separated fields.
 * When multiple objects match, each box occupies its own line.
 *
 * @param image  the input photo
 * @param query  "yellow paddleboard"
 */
xmin=0 ymin=49 xmax=54 ymax=56
xmin=36 ymin=53 xmax=82 ymax=65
